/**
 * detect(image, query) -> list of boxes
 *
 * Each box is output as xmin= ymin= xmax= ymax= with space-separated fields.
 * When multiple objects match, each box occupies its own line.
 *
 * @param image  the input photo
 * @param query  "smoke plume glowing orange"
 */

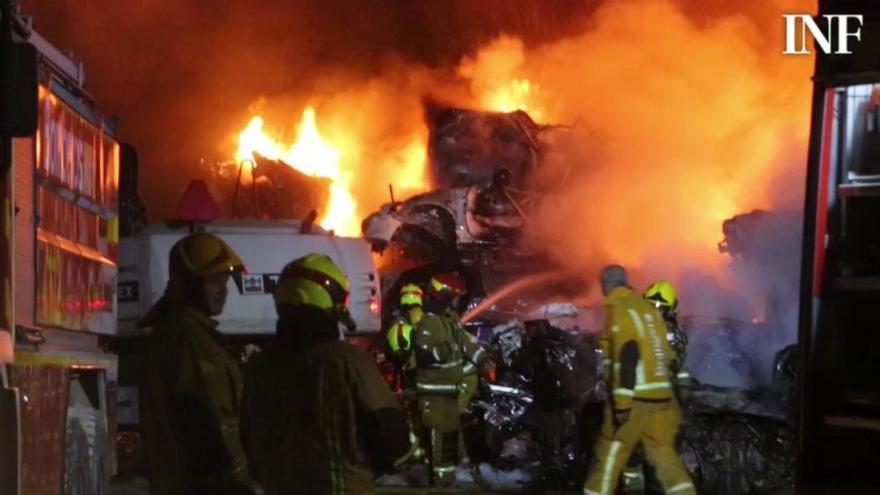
xmin=508 ymin=0 xmax=812 ymax=293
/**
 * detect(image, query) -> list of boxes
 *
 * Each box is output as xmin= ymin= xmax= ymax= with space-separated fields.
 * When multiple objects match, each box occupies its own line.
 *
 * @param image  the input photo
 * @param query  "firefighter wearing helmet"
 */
xmin=413 ymin=273 xmax=488 ymax=486
xmin=385 ymin=283 xmax=425 ymax=366
xmin=644 ymin=280 xmax=690 ymax=387
xmin=138 ymin=233 xmax=259 ymax=494
xmin=240 ymin=254 xmax=411 ymax=495
xmin=619 ymin=280 xmax=693 ymax=495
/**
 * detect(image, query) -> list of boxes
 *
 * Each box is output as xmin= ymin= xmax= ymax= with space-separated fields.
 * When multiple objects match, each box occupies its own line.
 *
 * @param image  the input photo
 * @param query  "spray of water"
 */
xmin=462 ymin=270 xmax=569 ymax=323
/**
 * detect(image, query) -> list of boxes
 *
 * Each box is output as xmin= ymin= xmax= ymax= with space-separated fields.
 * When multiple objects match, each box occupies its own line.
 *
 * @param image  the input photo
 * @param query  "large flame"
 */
xmin=485 ymin=78 xmax=543 ymax=118
xmin=459 ymin=36 xmax=546 ymax=120
xmin=235 ymin=108 xmax=358 ymax=235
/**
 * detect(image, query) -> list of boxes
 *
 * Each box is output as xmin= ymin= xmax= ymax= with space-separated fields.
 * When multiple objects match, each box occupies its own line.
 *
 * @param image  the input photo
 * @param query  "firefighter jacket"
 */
xmin=241 ymin=337 xmax=410 ymax=495
xmin=600 ymin=287 xmax=675 ymax=411
xmin=139 ymin=302 xmax=256 ymax=495
xmin=412 ymin=309 xmax=486 ymax=397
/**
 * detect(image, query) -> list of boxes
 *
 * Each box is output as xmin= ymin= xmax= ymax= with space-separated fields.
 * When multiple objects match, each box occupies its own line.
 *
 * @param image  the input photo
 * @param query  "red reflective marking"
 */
xmin=813 ymin=88 xmax=835 ymax=297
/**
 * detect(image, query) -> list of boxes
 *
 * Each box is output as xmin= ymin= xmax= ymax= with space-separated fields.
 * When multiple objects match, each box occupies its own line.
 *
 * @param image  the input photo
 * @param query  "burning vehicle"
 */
xmin=363 ymin=105 xmax=575 ymax=324
xmin=363 ymin=106 xmax=559 ymax=252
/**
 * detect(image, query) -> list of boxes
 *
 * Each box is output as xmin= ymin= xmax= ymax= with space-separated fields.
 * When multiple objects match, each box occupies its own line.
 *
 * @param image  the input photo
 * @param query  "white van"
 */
xmin=117 ymin=219 xmax=381 ymax=336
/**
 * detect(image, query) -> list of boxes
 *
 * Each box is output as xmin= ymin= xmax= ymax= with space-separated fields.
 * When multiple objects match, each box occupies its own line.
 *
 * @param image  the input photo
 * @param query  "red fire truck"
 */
xmin=0 ymin=5 xmax=123 ymax=494
xmin=798 ymin=0 xmax=880 ymax=489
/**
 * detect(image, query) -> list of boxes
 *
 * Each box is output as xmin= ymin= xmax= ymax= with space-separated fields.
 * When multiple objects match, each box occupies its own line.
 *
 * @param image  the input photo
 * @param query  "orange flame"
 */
xmin=484 ymin=78 xmax=543 ymax=118
xmin=459 ymin=35 xmax=546 ymax=120
xmin=235 ymin=108 xmax=358 ymax=235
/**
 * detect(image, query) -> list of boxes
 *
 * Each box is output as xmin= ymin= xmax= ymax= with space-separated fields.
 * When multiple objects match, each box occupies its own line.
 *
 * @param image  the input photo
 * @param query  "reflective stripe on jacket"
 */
xmin=601 ymin=287 xmax=675 ymax=410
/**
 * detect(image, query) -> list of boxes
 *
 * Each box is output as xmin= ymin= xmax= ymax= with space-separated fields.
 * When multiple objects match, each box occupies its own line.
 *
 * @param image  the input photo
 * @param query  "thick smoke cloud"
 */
xmin=514 ymin=0 xmax=812 ymax=387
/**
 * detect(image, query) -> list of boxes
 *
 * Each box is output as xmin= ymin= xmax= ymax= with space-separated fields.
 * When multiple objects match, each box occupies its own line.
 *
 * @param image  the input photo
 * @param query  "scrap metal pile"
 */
xmin=470 ymin=319 xmax=601 ymax=489
xmin=368 ymin=105 xmax=798 ymax=493
xmin=677 ymin=319 xmax=796 ymax=494
xmin=449 ymin=317 xmax=796 ymax=494
xmin=363 ymin=105 xmax=569 ymax=313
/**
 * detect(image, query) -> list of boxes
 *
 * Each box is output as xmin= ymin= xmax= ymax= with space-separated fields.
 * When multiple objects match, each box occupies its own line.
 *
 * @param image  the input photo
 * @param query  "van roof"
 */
xmin=139 ymin=219 xmax=338 ymax=237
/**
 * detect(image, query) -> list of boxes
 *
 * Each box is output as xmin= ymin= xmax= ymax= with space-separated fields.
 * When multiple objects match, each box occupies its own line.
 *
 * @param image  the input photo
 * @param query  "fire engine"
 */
xmin=798 ymin=0 xmax=880 ymax=488
xmin=0 ymin=6 xmax=124 ymax=494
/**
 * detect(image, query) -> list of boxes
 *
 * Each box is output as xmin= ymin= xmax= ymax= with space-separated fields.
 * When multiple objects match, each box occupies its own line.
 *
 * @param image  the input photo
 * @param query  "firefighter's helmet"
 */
xmin=644 ymin=280 xmax=678 ymax=314
xmin=429 ymin=273 xmax=466 ymax=297
xmin=169 ymin=233 xmax=244 ymax=279
xmin=399 ymin=284 xmax=424 ymax=307
xmin=274 ymin=253 xmax=356 ymax=330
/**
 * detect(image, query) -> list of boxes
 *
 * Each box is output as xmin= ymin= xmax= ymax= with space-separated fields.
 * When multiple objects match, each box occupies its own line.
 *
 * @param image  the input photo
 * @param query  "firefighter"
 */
xmin=413 ymin=273 xmax=488 ymax=486
xmin=138 ymin=233 xmax=259 ymax=495
xmin=584 ymin=265 xmax=695 ymax=495
xmin=620 ymin=280 xmax=693 ymax=494
xmin=384 ymin=283 xmax=427 ymax=463
xmin=385 ymin=283 xmax=425 ymax=368
xmin=240 ymin=253 xmax=411 ymax=494
xmin=644 ymin=280 xmax=691 ymax=389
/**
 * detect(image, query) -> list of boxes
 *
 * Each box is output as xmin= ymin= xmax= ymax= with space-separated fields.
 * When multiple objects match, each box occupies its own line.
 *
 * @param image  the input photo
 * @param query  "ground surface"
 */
xmin=109 ymin=475 xmax=533 ymax=494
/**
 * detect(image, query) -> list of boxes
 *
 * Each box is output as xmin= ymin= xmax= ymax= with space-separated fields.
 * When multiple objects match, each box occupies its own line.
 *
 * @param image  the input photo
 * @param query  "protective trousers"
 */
xmin=622 ymin=380 xmax=692 ymax=494
xmin=584 ymin=400 xmax=695 ymax=495
xmin=621 ymin=445 xmax=646 ymax=494
xmin=456 ymin=372 xmax=479 ymax=460
xmin=418 ymin=393 xmax=460 ymax=486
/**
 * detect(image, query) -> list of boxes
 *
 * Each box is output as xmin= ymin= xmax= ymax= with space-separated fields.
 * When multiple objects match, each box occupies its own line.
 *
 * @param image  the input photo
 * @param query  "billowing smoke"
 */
xmin=446 ymin=0 xmax=814 ymax=388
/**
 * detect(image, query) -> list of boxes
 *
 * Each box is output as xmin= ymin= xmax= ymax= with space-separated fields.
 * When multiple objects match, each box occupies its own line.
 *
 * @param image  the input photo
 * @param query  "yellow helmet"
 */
xmin=274 ymin=253 xmax=355 ymax=330
xmin=429 ymin=273 xmax=466 ymax=297
xmin=169 ymin=233 xmax=244 ymax=279
xmin=400 ymin=284 xmax=424 ymax=307
xmin=644 ymin=280 xmax=678 ymax=313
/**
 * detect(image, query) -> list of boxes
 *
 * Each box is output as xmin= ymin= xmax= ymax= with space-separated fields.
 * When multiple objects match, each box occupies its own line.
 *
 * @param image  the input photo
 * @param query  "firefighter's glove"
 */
xmin=613 ymin=408 xmax=631 ymax=427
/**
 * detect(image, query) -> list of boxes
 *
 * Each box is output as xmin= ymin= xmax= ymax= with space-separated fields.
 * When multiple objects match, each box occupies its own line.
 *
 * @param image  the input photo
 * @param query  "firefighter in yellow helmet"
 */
xmin=385 ymin=283 xmax=425 ymax=367
xmin=240 ymin=254 xmax=411 ymax=495
xmin=138 ymin=233 xmax=259 ymax=495
xmin=583 ymin=265 xmax=695 ymax=495
xmin=644 ymin=281 xmax=690 ymax=388
xmin=621 ymin=280 xmax=693 ymax=494
xmin=413 ymin=273 xmax=488 ymax=486
xmin=383 ymin=284 xmax=427 ymax=463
